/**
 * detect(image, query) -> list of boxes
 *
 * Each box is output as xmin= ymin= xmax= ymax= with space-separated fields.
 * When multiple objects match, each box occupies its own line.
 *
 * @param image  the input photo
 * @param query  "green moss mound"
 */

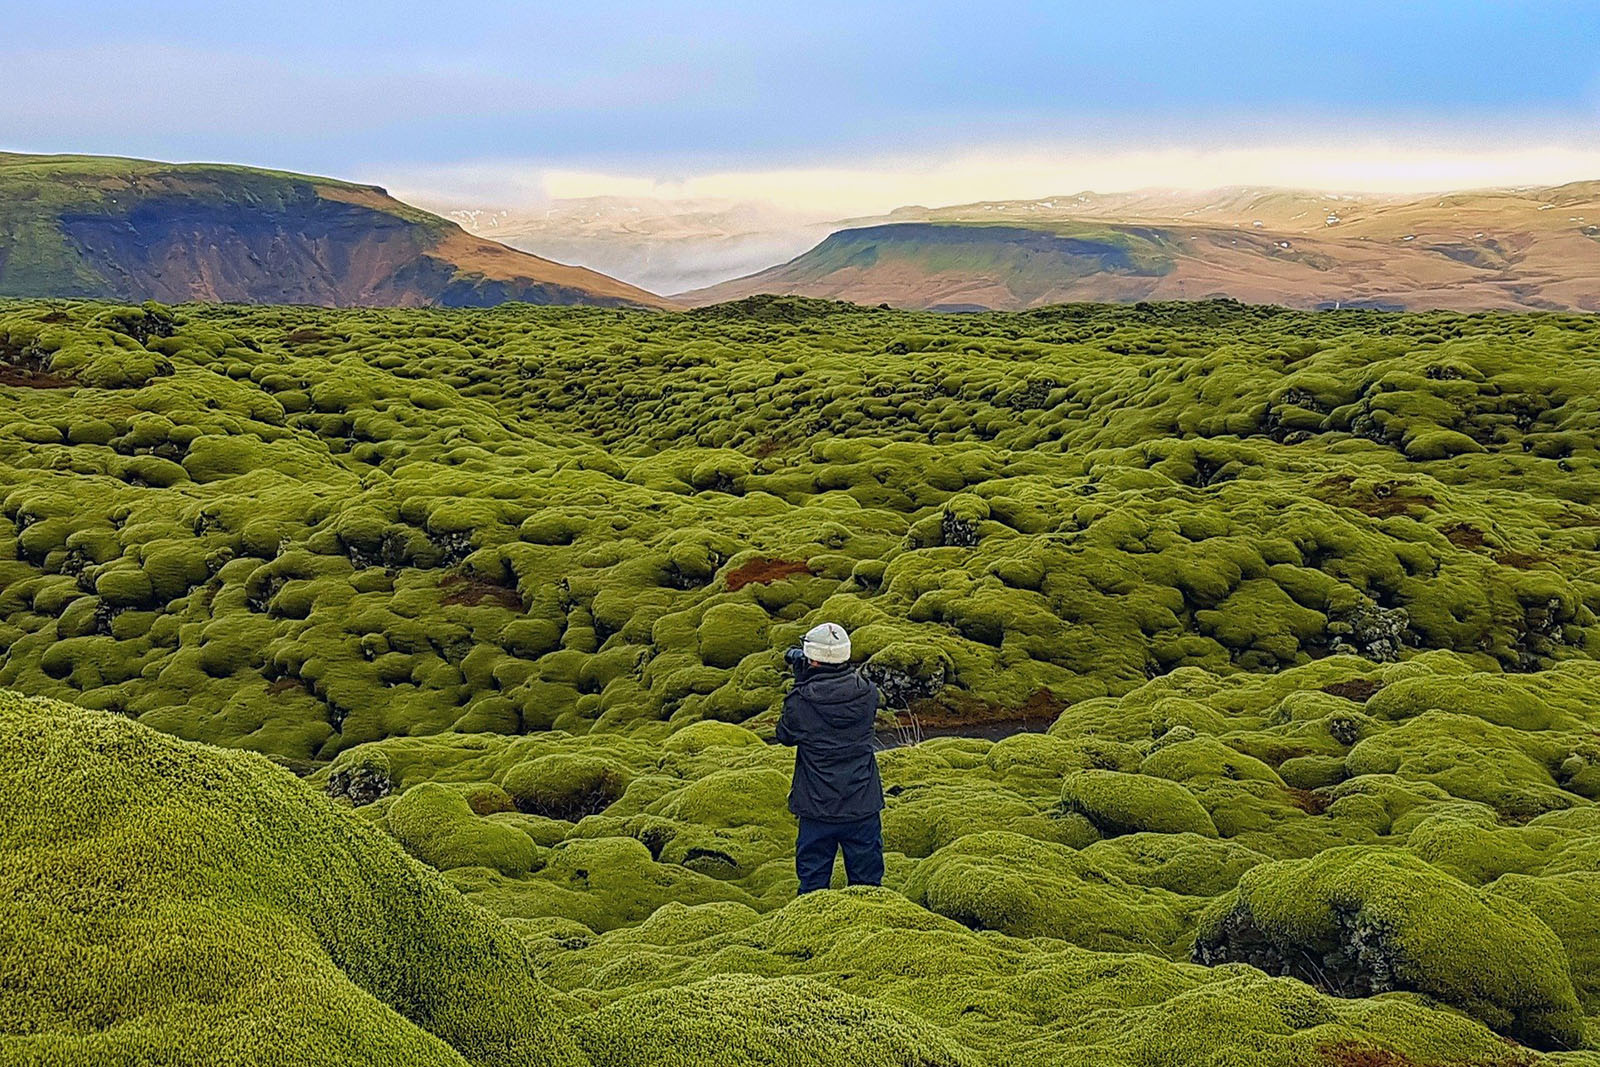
xmin=0 ymin=689 xmax=585 ymax=1067
xmin=503 ymin=754 xmax=633 ymax=819
xmin=5 ymin=298 xmax=1600 ymax=1062
xmin=388 ymin=781 xmax=539 ymax=874
xmin=573 ymin=974 xmax=976 ymax=1067
xmin=536 ymin=887 xmax=1554 ymax=1067
xmin=902 ymin=830 xmax=1193 ymax=952
xmin=1194 ymin=847 xmax=1585 ymax=1049
xmin=1061 ymin=769 xmax=1220 ymax=837
xmin=5 ymin=300 xmax=1600 ymax=759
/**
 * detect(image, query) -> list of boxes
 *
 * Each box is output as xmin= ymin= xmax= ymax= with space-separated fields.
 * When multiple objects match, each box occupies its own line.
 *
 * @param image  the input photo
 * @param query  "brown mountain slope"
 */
xmin=0 ymin=152 xmax=674 ymax=309
xmin=683 ymin=182 xmax=1600 ymax=311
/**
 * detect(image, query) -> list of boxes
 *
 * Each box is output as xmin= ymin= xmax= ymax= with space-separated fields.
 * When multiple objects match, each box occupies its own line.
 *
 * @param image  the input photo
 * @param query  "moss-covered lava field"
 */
xmin=5 ymin=295 xmax=1600 ymax=1064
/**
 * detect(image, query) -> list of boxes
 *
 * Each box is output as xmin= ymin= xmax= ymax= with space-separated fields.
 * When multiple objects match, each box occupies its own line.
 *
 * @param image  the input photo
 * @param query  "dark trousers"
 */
xmin=795 ymin=812 xmax=884 ymax=894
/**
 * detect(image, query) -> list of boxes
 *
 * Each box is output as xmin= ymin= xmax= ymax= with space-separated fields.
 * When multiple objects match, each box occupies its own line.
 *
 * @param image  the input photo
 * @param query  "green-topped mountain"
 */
xmin=0 ymin=152 xmax=673 ymax=308
xmin=688 ymin=222 xmax=1179 ymax=312
xmin=682 ymin=182 xmax=1600 ymax=311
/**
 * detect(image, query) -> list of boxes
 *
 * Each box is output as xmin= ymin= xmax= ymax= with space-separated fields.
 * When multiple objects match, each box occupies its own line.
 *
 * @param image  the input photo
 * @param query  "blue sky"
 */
xmin=3 ymin=1 xmax=1598 ymax=210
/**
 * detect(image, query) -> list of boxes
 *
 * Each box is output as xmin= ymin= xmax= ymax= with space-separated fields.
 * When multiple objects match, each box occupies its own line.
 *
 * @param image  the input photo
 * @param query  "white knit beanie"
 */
xmin=801 ymin=622 xmax=851 ymax=664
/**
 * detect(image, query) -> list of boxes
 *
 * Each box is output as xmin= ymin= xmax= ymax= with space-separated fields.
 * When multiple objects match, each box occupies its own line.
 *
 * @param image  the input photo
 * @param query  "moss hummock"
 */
xmin=5 ymin=296 xmax=1600 ymax=1062
xmin=0 ymin=690 xmax=584 ymax=1066
xmin=1194 ymin=848 xmax=1585 ymax=1049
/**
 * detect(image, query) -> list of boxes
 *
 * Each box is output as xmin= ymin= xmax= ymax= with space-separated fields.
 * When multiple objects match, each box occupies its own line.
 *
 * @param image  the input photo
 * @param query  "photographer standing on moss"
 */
xmin=777 ymin=622 xmax=884 ymax=893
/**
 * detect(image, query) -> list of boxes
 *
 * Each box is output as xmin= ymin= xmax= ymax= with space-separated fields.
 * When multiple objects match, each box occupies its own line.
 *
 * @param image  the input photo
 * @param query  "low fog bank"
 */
xmin=439 ymin=196 xmax=848 ymax=296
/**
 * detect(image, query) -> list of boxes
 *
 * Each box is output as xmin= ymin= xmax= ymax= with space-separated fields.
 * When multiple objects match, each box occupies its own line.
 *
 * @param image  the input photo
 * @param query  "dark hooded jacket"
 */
xmin=776 ymin=661 xmax=883 ymax=821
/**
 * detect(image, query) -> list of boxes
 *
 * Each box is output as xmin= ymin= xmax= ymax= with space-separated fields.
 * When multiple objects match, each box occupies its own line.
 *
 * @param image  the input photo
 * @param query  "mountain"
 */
xmin=434 ymin=195 xmax=839 ymax=295
xmin=0 ymin=153 xmax=672 ymax=308
xmin=682 ymin=182 xmax=1600 ymax=311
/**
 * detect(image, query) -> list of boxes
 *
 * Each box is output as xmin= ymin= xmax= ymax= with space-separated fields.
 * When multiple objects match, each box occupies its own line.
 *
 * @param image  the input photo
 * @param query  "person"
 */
xmin=776 ymin=622 xmax=884 ymax=894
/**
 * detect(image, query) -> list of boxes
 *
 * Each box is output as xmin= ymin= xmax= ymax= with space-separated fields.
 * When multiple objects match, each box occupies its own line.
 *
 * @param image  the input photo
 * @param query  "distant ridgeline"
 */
xmin=4 ymin=296 xmax=1600 ymax=1062
xmin=683 ymin=182 xmax=1600 ymax=311
xmin=0 ymin=152 xmax=670 ymax=309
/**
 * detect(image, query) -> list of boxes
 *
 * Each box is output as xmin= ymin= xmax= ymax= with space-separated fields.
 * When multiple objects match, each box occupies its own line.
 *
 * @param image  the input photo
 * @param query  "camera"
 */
xmin=783 ymin=646 xmax=807 ymax=669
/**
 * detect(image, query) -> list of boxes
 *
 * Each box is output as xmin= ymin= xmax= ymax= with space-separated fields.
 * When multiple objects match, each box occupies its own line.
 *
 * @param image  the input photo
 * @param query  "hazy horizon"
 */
xmin=392 ymin=138 xmax=1600 ymax=221
xmin=5 ymin=1 xmax=1598 ymax=219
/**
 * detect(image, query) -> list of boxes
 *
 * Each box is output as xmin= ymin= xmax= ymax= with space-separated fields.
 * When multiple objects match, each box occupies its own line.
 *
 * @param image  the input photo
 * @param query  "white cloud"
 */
xmin=390 ymin=138 xmax=1600 ymax=218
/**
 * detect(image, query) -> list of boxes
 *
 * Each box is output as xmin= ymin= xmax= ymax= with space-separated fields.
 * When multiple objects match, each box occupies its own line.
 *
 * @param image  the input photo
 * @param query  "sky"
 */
xmin=3 ymin=0 xmax=1599 ymax=215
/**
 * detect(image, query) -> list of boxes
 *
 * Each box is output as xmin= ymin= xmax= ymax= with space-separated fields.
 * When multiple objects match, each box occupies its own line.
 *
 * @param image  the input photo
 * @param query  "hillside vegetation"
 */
xmin=686 ymin=183 xmax=1600 ymax=311
xmin=4 ymin=295 xmax=1600 ymax=1063
xmin=0 ymin=152 xmax=670 ymax=309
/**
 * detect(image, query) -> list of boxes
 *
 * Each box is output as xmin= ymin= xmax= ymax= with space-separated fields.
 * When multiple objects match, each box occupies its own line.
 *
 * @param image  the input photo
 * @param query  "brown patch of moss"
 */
xmin=1320 ymin=1040 xmax=1536 ymax=1067
xmin=0 ymin=358 xmax=76 ymax=388
xmin=1441 ymin=522 xmax=1485 ymax=548
xmin=439 ymin=574 xmax=523 ymax=609
xmin=1285 ymin=787 xmax=1331 ymax=815
xmin=1322 ymin=679 xmax=1386 ymax=703
xmin=900 ymin=687 xmax=1064 ymax=732
xmin=724 ymin=556 xmax=812 ymax=591
xmin=1319 ymin=1044 xmax=1422 ymax=1067
xmin=1316 ymin=475 xmax=1436 ymax=517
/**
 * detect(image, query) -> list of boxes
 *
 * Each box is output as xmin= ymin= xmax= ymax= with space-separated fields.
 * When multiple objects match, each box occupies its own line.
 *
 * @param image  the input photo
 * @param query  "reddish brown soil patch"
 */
xmin=1441 ymin=522 xmax=1484 ymax=548
xmin=265 ymin=677 xmax=308 ymax=696
xmin=0 ymin=364 xmax=76 ymax=388
xmin=1319 ymin=1045 xmax=1422 ymax=1067
xmin=286 ymin=326 xmax=328 ymax=345
xmin=1014 ymin=687 xmax=1067 ymax=722
xmin=1493 ymin=550 xmax=1545 ymax=569
xmin=1322 ymin=678 xmax=1386 ymax=703
xmin=725 ymin=556 xmax=812 ymax=591
xmin=1349 ymin=492 xmax=1436 ymax=517
xmin=439 ymin=574 xmax=523 ymax=609
xmin=1321 ymin=1041 xmax=1536 ymax=1067
xmin=1316 ymin=475 xmax=1436 ymax=518
xmin=1285 ymin=787 xmax=1332 ymax=815
xmin=900 ymin=687 xmax=1065 ymax=732
xmin=750 ymin=436 xmax=788 ymax=458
